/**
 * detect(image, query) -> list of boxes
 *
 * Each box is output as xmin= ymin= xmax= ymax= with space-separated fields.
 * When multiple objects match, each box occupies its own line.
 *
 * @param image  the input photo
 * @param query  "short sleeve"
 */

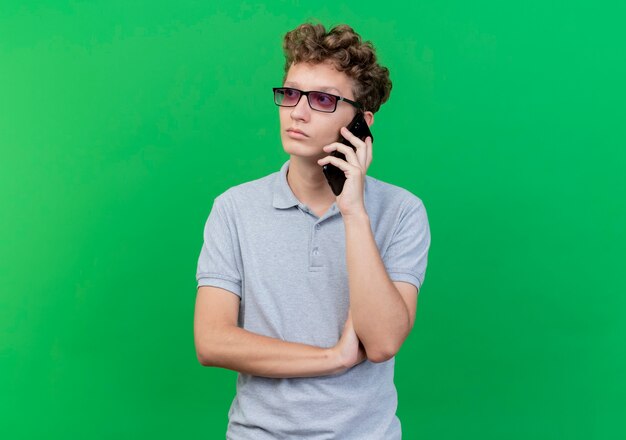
xmin=383 ymin=197 xmax=431 ymax=292
xmin=196 ymin=193 xmax=243 ymax=297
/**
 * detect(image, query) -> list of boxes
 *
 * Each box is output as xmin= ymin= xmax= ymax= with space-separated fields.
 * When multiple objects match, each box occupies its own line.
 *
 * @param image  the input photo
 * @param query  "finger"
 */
xmin=342 ymin=316 xmax=351 ymax=333
xmin=345 ymin=310 xmax=352 ymax=323
xmin=365 ymin=136 xmax=373 ymax=169
xmin=340 ymin=126 xmax=366 ymax=149
xmin=341 ymin=127 xmax=368 ymax=165
xmin=317 ymin=155 xmax=360 ymax=174
xmin=323 ymin=143 xmax=360 ymax=167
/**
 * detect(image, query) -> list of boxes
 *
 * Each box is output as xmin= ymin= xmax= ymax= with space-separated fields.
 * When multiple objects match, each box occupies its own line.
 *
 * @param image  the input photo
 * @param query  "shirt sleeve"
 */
xmin=382 ymin=196 xmax=431 ymax=292
xmin=196 ymin=193 xmax=243 ymax=297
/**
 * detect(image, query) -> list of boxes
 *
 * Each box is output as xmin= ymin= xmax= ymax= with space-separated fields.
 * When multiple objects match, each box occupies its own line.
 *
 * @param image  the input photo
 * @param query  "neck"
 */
xmin=286 ymin=155 xmax=336 ymax=208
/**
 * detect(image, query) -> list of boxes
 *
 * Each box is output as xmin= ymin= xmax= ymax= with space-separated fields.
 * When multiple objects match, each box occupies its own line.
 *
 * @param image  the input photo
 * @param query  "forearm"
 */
xmin=197 ymin=325 xmax=345 ymax=378
xmin=343 ymin=212 xmax=411 ymax=361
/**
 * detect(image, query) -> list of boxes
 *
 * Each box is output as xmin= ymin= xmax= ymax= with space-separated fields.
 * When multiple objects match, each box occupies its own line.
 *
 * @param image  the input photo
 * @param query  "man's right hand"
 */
xmin=333 ymin=311 xmax=367 ymax=371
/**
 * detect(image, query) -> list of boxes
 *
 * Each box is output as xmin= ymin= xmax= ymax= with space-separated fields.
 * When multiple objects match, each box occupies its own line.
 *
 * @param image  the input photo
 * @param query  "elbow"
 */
xmin=365 ymin=343 xmax=400 ymax=363
xmin=196 ymin=348 xmax=211 ymax=367
xmin=194 ymin=325 xmax=226 ymax=367
xmin=195 ymin=341 xmax=219 ymax=367
xmin=364 ymin=330 xmax=410 ymax=363
xmin=367 ymin=351 xmax=395 ymax=363
xmin=195 ymin=324 xmax=234 ymax=367
xmin=197 ymin=349 xmax=222 ymax=367
xmin=362 ymin=312 xmax=413 ymax=363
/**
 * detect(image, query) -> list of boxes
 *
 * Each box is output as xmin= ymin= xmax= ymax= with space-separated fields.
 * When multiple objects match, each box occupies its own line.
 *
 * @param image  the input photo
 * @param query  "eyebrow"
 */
xmin=283 ymin=82 xmax=342 ymax=95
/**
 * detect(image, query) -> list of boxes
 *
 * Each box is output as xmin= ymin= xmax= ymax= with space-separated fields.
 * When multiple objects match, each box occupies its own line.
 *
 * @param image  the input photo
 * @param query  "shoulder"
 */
xmin=212 ymin=169 xmax=279 ymax=212
xmin=364 ymin=175 xmax=426 ymax=216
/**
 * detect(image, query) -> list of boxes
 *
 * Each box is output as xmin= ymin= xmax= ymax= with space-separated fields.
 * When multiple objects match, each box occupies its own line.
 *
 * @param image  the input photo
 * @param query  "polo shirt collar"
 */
xmin=272 ymin=160 xmax=300 ymax=209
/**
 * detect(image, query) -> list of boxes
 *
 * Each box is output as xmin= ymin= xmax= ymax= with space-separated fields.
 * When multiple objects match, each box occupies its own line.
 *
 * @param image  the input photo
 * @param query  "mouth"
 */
xmin=286 ymin=128 xmax=308 ymax=138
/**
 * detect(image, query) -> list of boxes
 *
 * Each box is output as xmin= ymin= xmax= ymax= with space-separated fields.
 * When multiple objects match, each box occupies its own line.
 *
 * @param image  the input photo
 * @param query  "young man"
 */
xmin=194 ymin=23 xmax=431 ymax=439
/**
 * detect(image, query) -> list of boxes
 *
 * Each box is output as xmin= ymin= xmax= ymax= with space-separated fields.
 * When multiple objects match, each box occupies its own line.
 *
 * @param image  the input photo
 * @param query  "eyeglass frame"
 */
xmin=272 ymin=87 xmax=363 ymax=113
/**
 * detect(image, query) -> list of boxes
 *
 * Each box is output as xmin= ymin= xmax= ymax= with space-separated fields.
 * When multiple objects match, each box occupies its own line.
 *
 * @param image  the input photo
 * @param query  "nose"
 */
xmin=290 ymin=93 xmax=310 ymax=121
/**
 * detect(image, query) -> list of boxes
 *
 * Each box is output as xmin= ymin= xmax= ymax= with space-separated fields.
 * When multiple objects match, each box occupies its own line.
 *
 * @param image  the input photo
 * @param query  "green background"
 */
xmin=1 ymin=0 xmax=624 ymax=438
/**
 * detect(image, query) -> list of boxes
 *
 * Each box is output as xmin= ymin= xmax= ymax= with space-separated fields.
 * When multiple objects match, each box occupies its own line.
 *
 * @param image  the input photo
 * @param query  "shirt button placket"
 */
xmin=311 ymin=222 xmax=322 ymax=267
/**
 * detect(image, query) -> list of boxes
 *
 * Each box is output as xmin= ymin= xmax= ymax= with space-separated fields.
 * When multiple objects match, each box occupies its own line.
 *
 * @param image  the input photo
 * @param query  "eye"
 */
xmin=285 ymin=89 xmax=298 ymax=98
xmin=312 ymin=92 xmax=336 ymax=109
xmin=317 ymin=94 xmax=331 ymax=104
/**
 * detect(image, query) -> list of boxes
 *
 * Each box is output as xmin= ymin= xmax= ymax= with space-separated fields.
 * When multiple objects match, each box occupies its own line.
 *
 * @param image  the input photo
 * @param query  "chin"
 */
xmin=281 ymin=139 xmax=323 ymax=159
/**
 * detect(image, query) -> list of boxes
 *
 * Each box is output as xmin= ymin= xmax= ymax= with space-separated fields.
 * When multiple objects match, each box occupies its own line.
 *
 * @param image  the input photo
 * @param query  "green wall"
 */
xmin=1 ymin=1 xmax=624 ymax=438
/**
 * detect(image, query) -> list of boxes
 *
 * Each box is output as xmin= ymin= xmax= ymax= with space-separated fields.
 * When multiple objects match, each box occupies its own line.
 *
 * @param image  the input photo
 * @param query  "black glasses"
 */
xmin=273 ymin=87 xmax=362 ymax=113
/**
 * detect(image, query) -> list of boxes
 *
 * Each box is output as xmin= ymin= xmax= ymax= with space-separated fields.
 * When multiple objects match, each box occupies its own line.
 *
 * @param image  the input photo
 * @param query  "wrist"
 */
xmin=326 ymin=346 xmax=348 ymax=374
xmin=341 ymin=209 xmax=369 ymax=224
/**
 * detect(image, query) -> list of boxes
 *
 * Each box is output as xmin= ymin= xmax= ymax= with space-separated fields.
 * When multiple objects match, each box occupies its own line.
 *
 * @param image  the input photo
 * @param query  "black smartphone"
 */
xmin=322 ymin=112 xmax=374 ymax=196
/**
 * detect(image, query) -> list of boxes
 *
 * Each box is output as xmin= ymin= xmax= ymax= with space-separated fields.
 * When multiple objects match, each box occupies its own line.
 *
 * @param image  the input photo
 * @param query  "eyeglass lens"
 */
xmin=274 ymin=88 xmax=337 ymax=112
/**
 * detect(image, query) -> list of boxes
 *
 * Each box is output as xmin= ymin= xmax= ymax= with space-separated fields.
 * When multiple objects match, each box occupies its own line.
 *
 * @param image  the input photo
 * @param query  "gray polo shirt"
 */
xmin=197 ymin=159 xmax=430 ymax=439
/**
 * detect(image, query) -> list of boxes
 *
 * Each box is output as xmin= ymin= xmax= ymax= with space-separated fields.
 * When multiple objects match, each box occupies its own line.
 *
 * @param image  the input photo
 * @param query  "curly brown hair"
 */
xmin=282 ymin=23 xmax=392 ymax=113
